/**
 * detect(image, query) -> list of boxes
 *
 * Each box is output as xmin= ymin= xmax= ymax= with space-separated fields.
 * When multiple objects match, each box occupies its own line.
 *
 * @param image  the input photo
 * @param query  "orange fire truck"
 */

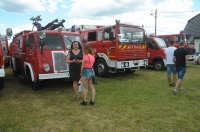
xmin=75 ymin=20 xmax=148 ymax=77
xmin=0 ymin=28 xmax=12 ymax=89
xmin=9 ymin=16 xmax=82 ymax=90
xmin=158 ymin=32 xmax=196 ymax=61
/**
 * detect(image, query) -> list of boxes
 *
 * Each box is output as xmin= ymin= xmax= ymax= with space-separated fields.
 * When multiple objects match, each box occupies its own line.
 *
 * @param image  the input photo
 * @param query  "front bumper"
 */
xmin=39 ymin=72 xmax=70 ymax=80
xmin=0 ymin=69 xmax=5 ymax=77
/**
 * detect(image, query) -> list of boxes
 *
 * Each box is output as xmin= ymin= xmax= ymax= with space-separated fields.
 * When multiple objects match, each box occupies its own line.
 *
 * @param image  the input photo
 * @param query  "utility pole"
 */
xmin=155 ymin=9 xmax=157 ymax=36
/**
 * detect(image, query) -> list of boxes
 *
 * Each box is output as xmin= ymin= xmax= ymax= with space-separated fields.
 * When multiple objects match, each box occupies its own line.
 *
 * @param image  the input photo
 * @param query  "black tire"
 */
xmin=0 ymin=77 xmax=4 ymax=90
xmin=32 ymin=80 xmax=40 ymax=90
xmin=25 ymin=69 xmax=32 ymax=83
xmin=94 ymin=59 xmax=109 ymax=77
xmin=154 ymin=60 xmax=164 ymax=71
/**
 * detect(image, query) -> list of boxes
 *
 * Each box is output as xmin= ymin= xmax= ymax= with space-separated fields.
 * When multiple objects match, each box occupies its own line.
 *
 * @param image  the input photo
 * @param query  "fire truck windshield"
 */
xmin=63 ymin=35 xmax=82 ymax=49
xmin=185 ymin=34 xmax=194 ymax=44
xmin=118 ymin=27 xmax=144 ymax=44
xmin=154 ymin=37 xmax=167 ymax=48
xmin=40 ymin=34 xmax=62 ymax=49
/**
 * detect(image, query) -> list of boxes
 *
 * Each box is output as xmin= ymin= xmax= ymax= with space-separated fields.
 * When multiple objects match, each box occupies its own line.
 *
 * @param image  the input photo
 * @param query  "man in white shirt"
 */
xmin=164 ymin=41 xmax=177 ymax=86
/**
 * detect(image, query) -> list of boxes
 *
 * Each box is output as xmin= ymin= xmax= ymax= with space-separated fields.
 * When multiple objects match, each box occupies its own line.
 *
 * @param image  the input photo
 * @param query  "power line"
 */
xmin=159 ymin=10 xmax=200 ymax=13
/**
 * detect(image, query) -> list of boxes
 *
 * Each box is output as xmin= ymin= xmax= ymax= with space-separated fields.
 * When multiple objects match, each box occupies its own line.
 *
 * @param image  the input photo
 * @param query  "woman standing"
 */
xmin=80 ymin=45 xmax=96 ymax=106
xmin=66 ymin=41 xmax=83 ymax=100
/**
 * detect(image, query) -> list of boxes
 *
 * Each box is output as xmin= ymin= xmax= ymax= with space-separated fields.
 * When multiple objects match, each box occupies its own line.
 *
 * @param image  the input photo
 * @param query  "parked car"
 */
xmin=193 ymin=53 xmax=200 ymax=65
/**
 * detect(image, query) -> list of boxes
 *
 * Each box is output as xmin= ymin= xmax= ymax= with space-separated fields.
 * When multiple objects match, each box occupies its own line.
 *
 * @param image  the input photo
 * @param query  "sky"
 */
xmin=0 ymin=0 xmax=200 ymax=39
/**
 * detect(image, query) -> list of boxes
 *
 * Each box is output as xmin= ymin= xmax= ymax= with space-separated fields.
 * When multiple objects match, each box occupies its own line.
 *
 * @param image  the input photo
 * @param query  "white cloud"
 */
xmin=66 ymin=0 xmax=199 ymax=35
xmin=0 ymin=0 xmax=64 ymax=13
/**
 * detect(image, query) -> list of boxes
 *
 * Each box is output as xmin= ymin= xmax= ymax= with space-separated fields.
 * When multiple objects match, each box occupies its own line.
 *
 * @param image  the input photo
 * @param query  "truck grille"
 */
xmin=52 ymin=51 xmax=69 ymax=73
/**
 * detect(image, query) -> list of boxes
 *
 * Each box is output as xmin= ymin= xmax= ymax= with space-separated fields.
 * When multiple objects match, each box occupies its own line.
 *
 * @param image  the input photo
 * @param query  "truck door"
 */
xmin=26 ymin=35 xmax=38 ymax=75
xmin=101 ymin=28 xmax=116 ymax=59
xmin=147 ymin=38 xmax=159 ymax=64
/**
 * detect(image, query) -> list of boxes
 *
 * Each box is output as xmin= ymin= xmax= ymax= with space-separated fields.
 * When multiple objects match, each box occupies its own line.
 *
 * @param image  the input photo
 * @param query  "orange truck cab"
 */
xmin=158 ymin=33 xmax=196 ymax=61
xmin=146 ymin=37 xmax=167 ymax=71
xmin=9 ymin=16 xmax=82 ymax=90
xmin=75 ymin=20 xmax=148 ymax=77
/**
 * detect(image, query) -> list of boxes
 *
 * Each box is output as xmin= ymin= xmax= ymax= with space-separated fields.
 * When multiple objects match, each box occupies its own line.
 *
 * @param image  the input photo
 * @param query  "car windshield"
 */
xmin=154 ymin=37 xmax=167 ymax=48
xmin=118 ymin=27 xmax=144 ymax=44
xmin=185 ymin=34 xmax=194 ymax=44
xmin=63 ymin=35 xmax=82 ymax=49
xmin=39 ymin=34 xmax=62 ymax=49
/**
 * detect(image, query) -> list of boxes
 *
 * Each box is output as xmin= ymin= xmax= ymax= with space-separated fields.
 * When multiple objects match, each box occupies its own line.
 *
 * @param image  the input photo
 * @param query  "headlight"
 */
xmin=121 ymin=62 xmax=129 ymax=67
xmin=44 ymin=64 xmax=50 ymax=72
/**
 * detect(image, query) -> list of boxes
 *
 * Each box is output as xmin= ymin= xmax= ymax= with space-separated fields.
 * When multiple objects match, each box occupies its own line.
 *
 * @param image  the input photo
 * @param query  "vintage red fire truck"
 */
xmin=0 ymin=35 xmax=10 ymax=67
xmin=158 ymin=32 xmax=196 ymax=61
xmin=9 ymin=16 xmax=82 ymax=90
xmin=75 ymin=20 xmax=148 ymax=77
xmin=0 ymin=28 xmax=12 ymax=89
xmin=146 ymin=36 xmax=167 ymax=71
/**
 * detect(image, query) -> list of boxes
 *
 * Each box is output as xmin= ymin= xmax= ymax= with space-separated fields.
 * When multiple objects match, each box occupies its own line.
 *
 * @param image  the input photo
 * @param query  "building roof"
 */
xmin=184 ymin=13 xmax=200 ymax=38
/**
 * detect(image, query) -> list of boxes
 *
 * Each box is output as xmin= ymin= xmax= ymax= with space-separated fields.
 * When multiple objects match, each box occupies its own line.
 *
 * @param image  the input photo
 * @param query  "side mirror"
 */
xmin=6 ymin=28 xmax=13 ymax=37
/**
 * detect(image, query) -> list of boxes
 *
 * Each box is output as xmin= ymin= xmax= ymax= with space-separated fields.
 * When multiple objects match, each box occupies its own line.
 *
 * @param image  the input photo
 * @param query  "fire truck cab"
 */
xmin=9 ymin=16 xmax=82 ymax=90
xmin=146 ymin=37 xmax=167 ymax=71
xmin=0 ymin=28 xmax=12 ymax=89
xmin=158 ymin=33 xmax=196 ymax=61
xmin=76 ymin=20 xmax=148 ymax=77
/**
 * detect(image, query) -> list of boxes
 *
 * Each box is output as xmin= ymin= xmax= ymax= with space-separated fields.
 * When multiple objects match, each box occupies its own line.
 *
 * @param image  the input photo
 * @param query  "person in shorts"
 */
xmin=164 ymin=41 xmax=177 ymax=86
xmin=80 ymin=45 xmax=96 ymax=106
xmin=173 ymin=40 xmax=188 ymax=94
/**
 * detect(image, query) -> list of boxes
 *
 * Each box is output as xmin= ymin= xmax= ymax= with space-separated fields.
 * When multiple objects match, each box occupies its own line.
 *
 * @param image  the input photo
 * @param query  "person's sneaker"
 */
xmin=90 ymin=100 xmax=95 ymax=106
xmin=173 ymin=89 xmax=178 ymax=95
xmin=171 ymin=82 xmax=176 ymax=87
xmin=80 ymin=101 xmax=87 ymax=106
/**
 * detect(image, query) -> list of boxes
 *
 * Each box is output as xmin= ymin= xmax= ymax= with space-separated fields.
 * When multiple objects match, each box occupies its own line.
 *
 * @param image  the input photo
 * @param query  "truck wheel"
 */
xmin=32 ymin=80 xmax=40 ymax=90
xmin=154 ymin=60 xmax=164 ymax=71
xmin=95 ymin=59 xmax=109 ymax=77
xmin=25 ymin=69 xmax=32 ymax=83
xmin=0 ymin=77 xmax=4 ymax=90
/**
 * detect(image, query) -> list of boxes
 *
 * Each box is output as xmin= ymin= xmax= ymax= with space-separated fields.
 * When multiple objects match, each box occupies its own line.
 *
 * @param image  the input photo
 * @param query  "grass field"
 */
xmin=0 ymin=63 xmax=200 ymax=132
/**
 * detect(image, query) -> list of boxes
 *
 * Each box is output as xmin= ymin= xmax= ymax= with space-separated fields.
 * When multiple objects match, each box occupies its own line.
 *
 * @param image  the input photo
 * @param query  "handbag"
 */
xmin=87 ymin=55 xmax=97 ymax=84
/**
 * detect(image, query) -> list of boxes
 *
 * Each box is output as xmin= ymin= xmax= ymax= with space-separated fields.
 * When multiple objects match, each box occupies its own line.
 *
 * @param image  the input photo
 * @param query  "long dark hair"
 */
xmin=70 ymin=41 xmax=82 ymax=50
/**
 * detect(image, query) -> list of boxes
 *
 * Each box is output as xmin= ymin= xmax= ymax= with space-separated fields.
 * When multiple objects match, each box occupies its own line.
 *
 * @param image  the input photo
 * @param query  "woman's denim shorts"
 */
xmin=82 ymin=68 xmax=95 ymax=79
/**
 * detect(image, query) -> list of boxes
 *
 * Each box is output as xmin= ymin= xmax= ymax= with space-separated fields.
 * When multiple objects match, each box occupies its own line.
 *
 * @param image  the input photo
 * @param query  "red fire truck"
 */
xmin=0 ymin=35 xmax=10 ymax=67
xmin=9 ymin=16 xmax=82 ymax=90
xmin=158 ymin=33 xmax=196 ymax=61
xmin=146 ymin=37 xmax=167 ymax=71
xmin=75 ymin=20 xmax=148 ymax=77
xmin=0 ymin=28 xmax=12 ymax=89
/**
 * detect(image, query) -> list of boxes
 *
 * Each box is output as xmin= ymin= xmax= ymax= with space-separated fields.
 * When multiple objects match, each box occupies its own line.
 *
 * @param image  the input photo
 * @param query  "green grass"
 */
xmin=0 ymin=63 xmax=200 ymax=132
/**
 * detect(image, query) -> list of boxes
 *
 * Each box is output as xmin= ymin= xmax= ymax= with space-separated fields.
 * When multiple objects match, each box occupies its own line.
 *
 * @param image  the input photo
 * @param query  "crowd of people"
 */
xmin=65 ymin=39 xmax=188 ymax=106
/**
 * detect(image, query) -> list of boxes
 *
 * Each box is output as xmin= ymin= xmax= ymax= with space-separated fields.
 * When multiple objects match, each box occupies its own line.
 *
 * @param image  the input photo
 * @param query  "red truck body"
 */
xmin=158 ymin=33 xmax=196 ymax=61
xmin=9 ymin=17 xmax=82 ymax=90
xmin=75 ymin=21 xmax=148 ymax=77
xmin=0 ymin=42 xmax=5 ymax=89
xmin=146 ymin=37 xmax=167 ymax=70
xmin=0 ymin=28 xmax=12 ymax=89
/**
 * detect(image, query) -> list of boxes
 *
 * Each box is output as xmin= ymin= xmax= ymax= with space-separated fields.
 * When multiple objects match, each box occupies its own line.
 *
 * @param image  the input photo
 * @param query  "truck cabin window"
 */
xmin=28 ymin=36 xmax=36 ymax=49
xmin=88 ymin=32 xmax=96 ymax=41
xmin=104 ymin=28 xmax=115 ymax=41
xmin=118 ymin=27 xmax=144 ymax=44
xmin=39 ymin=35 xmax=62 ymax=49
xmin=63 ymin=35 xmax=82 ymax=49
